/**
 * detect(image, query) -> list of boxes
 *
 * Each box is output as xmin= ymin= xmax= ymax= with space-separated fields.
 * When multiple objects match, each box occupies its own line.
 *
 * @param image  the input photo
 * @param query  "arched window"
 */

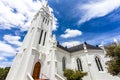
xmin=45 ymin=19 xmax=47 ymax=24
xmin=95 ymin=56 xmax=103 ymax=71
xmin=62 ymin=57 xmax=66 ymax=71
xmin=76 ymin=58 xmax=83 ymax=71
xmin=47 ymin=20 xmax=49 ymax=25
xmin=43 ymin=17 xmax=45 ymax=23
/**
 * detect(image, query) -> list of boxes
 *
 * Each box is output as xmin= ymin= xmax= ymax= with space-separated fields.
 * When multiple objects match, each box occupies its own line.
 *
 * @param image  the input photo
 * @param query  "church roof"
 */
xmin=57 ymin=43 xmax=70 ymax=52
xmin=57 ymin=42 xmax=102 ymax=53
xmin=68 ymin=44 xmax=84 ymax=52
xmin=85 ymin=43 xmax=102 ymax=50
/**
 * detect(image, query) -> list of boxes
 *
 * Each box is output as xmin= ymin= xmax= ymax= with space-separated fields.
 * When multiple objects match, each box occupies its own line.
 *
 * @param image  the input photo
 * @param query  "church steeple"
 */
xmin=40 ymin=0 xmax=51 ymax=16
xmin=29 ymin=0 xmax=53 ymax=49
xmin=6 ymin=1 xmax=55 ymax=80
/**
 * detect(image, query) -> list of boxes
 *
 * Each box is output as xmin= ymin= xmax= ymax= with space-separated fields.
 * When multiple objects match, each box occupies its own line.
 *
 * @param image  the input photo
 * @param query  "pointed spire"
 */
xmin=52 ymin=34 xmax=56 ymax=41
xmin=114 ymin=38 xmax=119 ymax=46
xmin=52 ymin=34 xmax=57 ymax=48
xmin=42 ymin=0 xmax=48 ymax=7
xmin=45 ymin=0 xmax=48 ymax=6
xmin=83 ymin=42 xmax=87 ymax=52
xmin=99 ymin=42 xmax=106 ymax=53
xmin=99 ymin=41 xmax=104 ymax=47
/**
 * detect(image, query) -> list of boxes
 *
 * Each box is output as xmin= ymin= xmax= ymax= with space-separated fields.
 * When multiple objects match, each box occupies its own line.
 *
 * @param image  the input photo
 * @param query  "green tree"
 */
xmin=0 ymin=67 xmax=10 ymax=80
xmin=63 ymin=69 xmax=87 ymax=80
xmin=106 ymin=45 xmax=120 ymax=75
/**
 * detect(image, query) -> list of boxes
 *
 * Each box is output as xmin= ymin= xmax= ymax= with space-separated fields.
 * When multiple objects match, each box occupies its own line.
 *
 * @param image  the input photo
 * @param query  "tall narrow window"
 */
xmin=43 ymin=32 xmax=47 ymax=46
xmin=62 ymin=57 xmax=66 ymax=71
xmin=39 ymin=30 xmax=43 ymax=44
xmin=95 ymin=56 xmax=103 ymax=71
xmin=76 ymin=58 xmax=83 ymax=71
xmin=47 ymin=20 xmax=49 ymax=25
xmin=43 ymin=17 xmax=45 ymax=23
xmin=45 ymin=19 xmax=47 ymax=24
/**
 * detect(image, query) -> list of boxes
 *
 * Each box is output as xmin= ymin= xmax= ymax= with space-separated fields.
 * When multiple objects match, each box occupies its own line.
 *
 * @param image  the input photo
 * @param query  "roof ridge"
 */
xmin=57 ymin=42 xmax=102 ymax=53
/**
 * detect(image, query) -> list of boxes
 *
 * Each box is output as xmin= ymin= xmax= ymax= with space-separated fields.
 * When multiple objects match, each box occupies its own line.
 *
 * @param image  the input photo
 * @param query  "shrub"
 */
xmin=63 ymin=69 xmax=87 ymax=80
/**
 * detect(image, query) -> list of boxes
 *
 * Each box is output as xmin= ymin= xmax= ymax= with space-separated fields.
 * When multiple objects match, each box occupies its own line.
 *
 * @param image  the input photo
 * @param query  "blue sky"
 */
xmin=0 ymin=0 xmax=120 ymax=67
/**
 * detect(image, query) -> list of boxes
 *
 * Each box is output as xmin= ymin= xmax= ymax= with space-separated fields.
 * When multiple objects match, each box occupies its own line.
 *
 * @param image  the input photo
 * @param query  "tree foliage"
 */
xmin=63 ymin=69 xmax=87 ymax=80
xmin=106 ymin=45 xmax=120 ymax=75
xmin=0 ymin=67 xmax=10 ymax=80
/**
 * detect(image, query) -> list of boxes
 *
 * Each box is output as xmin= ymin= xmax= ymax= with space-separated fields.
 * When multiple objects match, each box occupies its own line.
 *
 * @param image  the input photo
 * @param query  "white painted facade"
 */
xmin=55 ymin=45 xmax=120 ymax=80
xmin=6 ymin=1 xmax=120 ymax=80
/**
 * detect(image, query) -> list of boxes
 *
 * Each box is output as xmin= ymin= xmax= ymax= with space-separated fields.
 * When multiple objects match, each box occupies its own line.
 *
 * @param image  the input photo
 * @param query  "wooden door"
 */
xmin=32 ymin=62 xmax=41 ymax=79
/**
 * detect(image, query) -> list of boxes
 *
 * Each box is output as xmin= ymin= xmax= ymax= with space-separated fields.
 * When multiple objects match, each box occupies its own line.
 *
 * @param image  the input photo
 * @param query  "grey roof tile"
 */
xmin=57 ymin=42 xmax=102 ymax=53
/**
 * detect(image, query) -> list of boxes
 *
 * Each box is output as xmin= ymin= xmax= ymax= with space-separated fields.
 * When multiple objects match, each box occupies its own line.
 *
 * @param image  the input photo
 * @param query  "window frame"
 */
xmin=62 ymin=57 xmax=66 ymax=71
xmin=39 ymin=30 xmax=43 ymax=44
xmin=76 ymin=58 xmax=83 ymax=71
xmin=95 ymin=56 xmax=104 ymax=71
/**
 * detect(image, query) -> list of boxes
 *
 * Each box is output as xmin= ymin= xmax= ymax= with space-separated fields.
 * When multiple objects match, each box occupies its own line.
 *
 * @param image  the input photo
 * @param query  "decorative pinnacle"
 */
xmin=42 ymin=0 xmax=48 ymax=6
xmin=114 ymin=38 xmax=119 ymax=46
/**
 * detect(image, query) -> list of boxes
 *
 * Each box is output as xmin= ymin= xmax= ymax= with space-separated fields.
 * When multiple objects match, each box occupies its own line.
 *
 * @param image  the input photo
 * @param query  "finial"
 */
xmin=46 ymin=0 xmax=48 ymax=6
xmin=99 ymin=42 xmax=104 ymax=47
xmin=52 ymin=34 xmax=56 ymax=41
xmin=42 ymin=0 xmax=48 ymax=6
xmin=114 ymin=38 xmax=119 ymax=46
xmin=84 ymin=41 xmax=87 ymax=44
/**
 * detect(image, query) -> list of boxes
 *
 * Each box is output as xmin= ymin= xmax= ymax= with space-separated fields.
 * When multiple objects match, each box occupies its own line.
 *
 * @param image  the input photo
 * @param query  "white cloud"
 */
xmin=3 ymin=34 xmax=22 ymax=46
xmin=0 ymin=0 xmax=58 ymax=31
xmin=87 ymin=32 xmax=120 ymax=45
xmin=0 ymin=61 xmax=12 ymax=68
xmin=0 ymin=56 xmax=7 ymax=61
xmin=0 ymin=0 xmax=58 ymax=68
xmin=62 ymin=41 xmax=81 ymax=48
xmin=78 ymin=0 xmax=120 ymax=24
xmin=60 ymin=28 xmax=82 ymax=38
xmin=0 ymin=41 xmax=17 ymax=54
xmin=0 ymin=34 xmax=21 ymax=62
xmin=0 ymin=41 xmax=17 ymax=67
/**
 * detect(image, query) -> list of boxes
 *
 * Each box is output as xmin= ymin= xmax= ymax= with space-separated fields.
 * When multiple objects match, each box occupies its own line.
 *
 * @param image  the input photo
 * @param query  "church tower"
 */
xmin=6 ymin=0 xmax=57 ymax=80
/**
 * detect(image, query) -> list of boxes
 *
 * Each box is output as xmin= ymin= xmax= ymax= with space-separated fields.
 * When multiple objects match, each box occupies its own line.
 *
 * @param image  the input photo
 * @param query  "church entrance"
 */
xmin=32 ymin=62 xmax=41 ymax=79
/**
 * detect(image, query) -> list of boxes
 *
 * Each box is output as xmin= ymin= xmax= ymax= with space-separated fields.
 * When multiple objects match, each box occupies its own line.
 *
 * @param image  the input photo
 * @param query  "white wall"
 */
xmin=55 ymin=47 xmax=71 ymax=77
xmin=55 ymin=48 xmax=120 ymax=80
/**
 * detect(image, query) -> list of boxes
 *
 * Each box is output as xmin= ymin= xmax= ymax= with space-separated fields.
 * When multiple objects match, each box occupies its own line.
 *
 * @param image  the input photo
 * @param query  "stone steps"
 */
xmin=35 ymin=79 xmax=49 ymax=80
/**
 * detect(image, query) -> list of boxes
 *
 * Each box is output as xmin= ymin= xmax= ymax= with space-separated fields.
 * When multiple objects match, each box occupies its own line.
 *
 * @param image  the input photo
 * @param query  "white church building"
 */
xmin=6 ymin=1 xmax=120 ymax=80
